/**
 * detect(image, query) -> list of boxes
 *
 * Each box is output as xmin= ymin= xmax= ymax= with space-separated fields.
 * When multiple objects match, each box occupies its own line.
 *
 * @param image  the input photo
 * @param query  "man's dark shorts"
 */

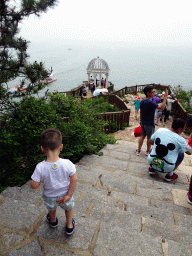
xmin=141 ymin=125 xmax=155 ymax=138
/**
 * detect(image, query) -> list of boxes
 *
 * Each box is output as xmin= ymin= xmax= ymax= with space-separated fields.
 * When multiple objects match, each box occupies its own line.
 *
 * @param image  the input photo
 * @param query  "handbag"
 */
xmin=134 ymin=126 xmax=142 ymax=137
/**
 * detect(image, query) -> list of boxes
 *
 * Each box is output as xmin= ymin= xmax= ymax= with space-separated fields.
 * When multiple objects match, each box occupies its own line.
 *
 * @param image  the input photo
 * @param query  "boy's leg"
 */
xmin=49 ymin=209 xmax=57 ymax=223
xmin=65 ymin=209 xmax=73 ymax=228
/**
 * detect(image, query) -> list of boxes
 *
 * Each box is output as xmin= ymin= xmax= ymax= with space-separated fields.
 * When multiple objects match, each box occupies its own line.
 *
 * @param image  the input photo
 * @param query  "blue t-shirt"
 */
xmin=140 ymin=99 xmax=158 ymax=126
xmin=148 ymin=128 xmax=187 ymax=173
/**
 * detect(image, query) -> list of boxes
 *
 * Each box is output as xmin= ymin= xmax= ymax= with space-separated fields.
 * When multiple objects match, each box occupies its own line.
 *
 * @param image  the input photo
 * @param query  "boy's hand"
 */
xmin=57 ymin=195 xmax=71 ymax=204
xmin=30 ymin=180 xmax=40 ymax=190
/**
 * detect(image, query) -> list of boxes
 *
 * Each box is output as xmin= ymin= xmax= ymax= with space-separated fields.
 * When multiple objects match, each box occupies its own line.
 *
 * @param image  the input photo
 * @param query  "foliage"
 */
xmin=0 ymin=0 xmax=58 ymax=100
xmin=172 ymin=85 xmax=192 ymax=113
xmin=48 ymin=94 xmax=119 ymax=116
xmin=0 ymin=93 xmax=116 ymax=192
xmin=82 ymin=97 xmax=119 ymax=113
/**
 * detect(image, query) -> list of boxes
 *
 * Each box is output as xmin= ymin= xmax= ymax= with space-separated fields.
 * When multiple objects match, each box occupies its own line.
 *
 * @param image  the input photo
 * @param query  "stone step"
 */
xmin=0 ymin=197 xmax=45 ymax=232
xmin=74 ymin=183 xmax=192 ymax=228
xmin=2 ymin=183 xmax=192 ymax=255
xmin=1 ymin=181 xmax=43 ymax=206
xmin=76 ymin=163 xmax=188 ymax=203
xmin=1 ymin=139 xmax=192 ymax=255
xmin=142 ymin=216 xmax=192 ymax=245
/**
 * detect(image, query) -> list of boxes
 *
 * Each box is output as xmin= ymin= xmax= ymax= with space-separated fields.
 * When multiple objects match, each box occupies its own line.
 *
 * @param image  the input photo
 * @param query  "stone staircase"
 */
xmin=1 ymin=140 xmax=192 ymax=255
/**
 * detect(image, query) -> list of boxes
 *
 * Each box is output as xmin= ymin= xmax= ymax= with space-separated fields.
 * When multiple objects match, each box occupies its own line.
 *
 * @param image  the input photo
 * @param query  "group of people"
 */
xmin=134 ymin=90 xmax=175 ymax=126
xmin=88 ymin=82 xmax=96 ymax=94
xmin=30 ymin=85 xmax=192 ymax=237
xmin=153 ymin=92 xmax=175 ymax=126
xmin=135 ymin=85 xmax=192 ymax=203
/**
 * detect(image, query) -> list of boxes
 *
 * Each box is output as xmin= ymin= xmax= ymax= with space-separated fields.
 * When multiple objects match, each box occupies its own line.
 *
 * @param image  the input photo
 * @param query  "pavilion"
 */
xmin=86 ymin=57 xmax=110 ymax=88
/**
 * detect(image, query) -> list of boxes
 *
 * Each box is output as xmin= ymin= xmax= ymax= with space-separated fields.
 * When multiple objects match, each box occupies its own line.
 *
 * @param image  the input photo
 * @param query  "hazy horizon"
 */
xmin=18 ymin=0 xmax=192 ymax=47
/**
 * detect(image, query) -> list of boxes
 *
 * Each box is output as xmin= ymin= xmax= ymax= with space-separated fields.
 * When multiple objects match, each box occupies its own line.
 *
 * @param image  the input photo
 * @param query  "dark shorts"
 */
xmin=141 ymin=125 xmax=155 ymax=138
xmin=175 ymin=151 xmax=184 ymax=167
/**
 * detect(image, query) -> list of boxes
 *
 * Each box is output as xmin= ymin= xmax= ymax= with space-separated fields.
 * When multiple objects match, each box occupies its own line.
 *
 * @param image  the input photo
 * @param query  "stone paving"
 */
xmin=1 ymin=138 xmax=192 ymax=255
xmin=1 ymin=92 xmax=192 ymax=255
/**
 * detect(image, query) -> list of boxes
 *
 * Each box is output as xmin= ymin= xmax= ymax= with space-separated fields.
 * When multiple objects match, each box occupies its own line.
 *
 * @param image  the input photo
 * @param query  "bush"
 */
xmin=0 ymin=93 xmax=116 ymax=192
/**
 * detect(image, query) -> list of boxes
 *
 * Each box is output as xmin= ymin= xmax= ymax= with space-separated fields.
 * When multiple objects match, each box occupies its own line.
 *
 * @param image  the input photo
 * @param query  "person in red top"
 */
xmin=186 ymin=116 xmax=192 ymax=204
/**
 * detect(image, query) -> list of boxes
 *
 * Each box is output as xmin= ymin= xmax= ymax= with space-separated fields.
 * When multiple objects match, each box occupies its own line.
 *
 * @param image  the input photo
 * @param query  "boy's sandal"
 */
xmin=47 ymin=213 xmax=58 ymax=228
xmin=66 ymin=218 xmax=75 ymax=235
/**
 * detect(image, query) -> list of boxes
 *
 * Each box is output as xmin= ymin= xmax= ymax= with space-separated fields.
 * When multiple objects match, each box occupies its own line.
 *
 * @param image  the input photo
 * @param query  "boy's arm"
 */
xmin=30 ymin=180 xmax=41 ymax=189
xmin=67 ymin=172 xmax=78 ymax=198
xmin=57 ymin=173 xmax=78 ymax=204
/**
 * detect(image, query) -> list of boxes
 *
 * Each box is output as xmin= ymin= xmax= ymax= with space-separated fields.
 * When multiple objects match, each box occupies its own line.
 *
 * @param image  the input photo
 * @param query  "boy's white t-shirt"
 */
xmin=31 ymin=158 xmax=76 ymax=197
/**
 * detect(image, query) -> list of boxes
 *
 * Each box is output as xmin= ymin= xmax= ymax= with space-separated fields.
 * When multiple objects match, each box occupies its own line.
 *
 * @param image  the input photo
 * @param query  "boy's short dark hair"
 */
xmin=172 ymin=118 xmax=186 ymax=130
xmin=143 ymin=85 xmax=153 ymax=96
xmin=41 ymin=128 xmax=62 ymax=151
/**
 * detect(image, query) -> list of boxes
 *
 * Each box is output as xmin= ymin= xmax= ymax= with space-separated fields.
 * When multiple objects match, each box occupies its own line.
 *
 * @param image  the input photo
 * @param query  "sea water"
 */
xmin=7 ymin=41 xmax=192 ymax=97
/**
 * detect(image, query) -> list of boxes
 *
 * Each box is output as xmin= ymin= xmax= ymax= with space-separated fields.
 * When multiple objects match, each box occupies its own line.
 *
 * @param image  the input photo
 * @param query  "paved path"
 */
xmin=1 ymin=139 xmax=192 ymax=255
xmin=1 ymin=93 xmax=192 ymax=255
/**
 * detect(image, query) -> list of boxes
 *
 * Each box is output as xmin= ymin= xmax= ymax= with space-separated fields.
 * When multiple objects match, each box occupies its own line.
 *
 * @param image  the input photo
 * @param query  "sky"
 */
xmin=18 ymin=0 xmax=192 ymax=47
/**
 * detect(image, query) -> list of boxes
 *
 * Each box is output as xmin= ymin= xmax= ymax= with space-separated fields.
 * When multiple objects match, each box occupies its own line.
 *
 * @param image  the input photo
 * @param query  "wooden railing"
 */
xmin=114 ymin=83 xmax=172 ymax=97
xmin=97 ymin=94 xmax=130 ymax=130
xmin=99 ymin=94 xmax=129 ymax=111
xmin=62 ymin=93 xmax=130 ymax=130
xmin=113 ymin=83 xmax=191 ymax=130
xmin=60 ymin=82 xmax=191 ymax=131
xmin=98 ymin=110 xmax=130 ymax=132
xmin=62 ymin=109 xmax=130 ymax=132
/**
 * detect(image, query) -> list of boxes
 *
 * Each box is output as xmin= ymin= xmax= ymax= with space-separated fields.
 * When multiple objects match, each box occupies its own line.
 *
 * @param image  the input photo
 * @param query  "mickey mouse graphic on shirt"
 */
xmin=149 ymin=137 xmax=175 ymax=173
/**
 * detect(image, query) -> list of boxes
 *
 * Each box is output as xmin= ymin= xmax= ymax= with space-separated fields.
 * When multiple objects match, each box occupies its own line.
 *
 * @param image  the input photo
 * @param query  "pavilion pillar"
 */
xmin=88 ymin=73 xmax=90 ymax=83
xmin=99 ymin=74 xmax=101 ymax=88
xmin=93 ymin=73 xmax=97 ymax=87
xmin=105 ymin=73 xmax=109 ymax=88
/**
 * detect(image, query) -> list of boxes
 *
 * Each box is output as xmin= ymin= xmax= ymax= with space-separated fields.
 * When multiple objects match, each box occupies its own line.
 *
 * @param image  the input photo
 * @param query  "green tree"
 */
xmin=0 ymin=0 xmax=58 ymax=99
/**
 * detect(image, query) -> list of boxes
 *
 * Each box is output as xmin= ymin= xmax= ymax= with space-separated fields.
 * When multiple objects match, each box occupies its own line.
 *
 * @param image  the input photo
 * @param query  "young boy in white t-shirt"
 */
xmin=30 ymin=128 xmax=78 ymax=235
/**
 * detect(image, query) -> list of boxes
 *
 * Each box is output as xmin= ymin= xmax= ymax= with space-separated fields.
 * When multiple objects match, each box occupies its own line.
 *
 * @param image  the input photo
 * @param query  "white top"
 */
xmin=166 ymin=98 xmax=175 ymax=111
xmin=31 ymin=158 xmax=76 ymax=197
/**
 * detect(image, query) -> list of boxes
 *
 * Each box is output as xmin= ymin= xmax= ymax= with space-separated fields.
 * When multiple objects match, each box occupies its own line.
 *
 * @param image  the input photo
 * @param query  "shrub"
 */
xmin=0 ymin=93 xmax=116 ymax=192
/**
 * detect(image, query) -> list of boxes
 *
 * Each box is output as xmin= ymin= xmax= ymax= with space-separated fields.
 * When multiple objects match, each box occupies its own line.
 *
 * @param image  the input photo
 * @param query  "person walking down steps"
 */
xmin=30 ymin=128 xmax=78 ymax=235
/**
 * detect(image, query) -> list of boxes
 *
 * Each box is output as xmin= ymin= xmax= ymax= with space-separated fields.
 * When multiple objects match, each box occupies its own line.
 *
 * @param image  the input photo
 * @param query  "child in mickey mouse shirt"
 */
xmin=148 ymin=118 xmax=189 ymax=181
